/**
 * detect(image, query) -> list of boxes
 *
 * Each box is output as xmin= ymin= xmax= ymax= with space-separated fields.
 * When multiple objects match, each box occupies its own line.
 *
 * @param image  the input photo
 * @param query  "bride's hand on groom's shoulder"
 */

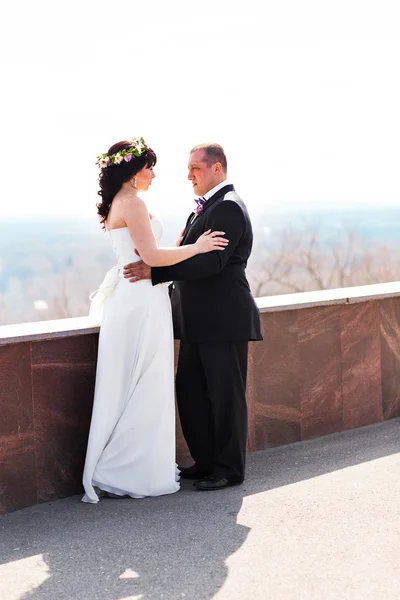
xmin=123 ymin=259 xmax=151 ymax=283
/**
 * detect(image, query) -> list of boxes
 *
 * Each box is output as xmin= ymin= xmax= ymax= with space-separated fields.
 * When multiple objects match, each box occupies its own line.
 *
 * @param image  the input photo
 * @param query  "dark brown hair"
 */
xmin=190 ymin=143 xmax=227 ymax=172
xmin=96 ymin=141 xmax=157 ymax=225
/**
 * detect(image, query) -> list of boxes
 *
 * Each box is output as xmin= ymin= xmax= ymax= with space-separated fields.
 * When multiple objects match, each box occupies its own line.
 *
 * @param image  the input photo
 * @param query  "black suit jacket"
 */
xmin=151 ymin=184 xmax=262 ymax=342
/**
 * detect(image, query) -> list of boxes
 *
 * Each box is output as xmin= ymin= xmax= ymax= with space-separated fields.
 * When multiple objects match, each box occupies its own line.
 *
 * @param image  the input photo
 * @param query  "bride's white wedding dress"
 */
xmin=82 ymin=216 xmax=180 ymax=502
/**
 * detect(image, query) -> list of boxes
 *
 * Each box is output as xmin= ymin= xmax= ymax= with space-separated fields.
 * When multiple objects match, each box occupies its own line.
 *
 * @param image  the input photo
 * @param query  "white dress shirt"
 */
xmin=202 ymin=179 xmax=232 ymax=201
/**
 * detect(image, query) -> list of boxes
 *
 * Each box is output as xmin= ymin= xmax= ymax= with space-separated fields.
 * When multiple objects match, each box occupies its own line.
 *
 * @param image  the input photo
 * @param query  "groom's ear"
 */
xmin=213 ymin=161 xmax=223 ymax=174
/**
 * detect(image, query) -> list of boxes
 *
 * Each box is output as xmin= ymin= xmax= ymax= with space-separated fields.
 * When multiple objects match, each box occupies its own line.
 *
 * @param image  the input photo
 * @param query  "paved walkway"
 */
xmin=1 ymin=419 xmax=400 ymax=600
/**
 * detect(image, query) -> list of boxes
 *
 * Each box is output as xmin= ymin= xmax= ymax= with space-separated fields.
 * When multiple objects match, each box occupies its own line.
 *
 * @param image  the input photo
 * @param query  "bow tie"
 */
xmin=194 ymin=196 xmax=206 ymax=215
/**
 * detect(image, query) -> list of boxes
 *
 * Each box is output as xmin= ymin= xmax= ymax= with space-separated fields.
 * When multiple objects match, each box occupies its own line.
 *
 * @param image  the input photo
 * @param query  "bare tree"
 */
xmin=248 ymin=221 xmax=400 ymax=297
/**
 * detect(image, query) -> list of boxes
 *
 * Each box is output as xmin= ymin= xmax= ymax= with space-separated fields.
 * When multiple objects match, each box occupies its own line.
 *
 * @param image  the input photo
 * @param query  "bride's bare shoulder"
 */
xmin=116 ymin=193 xmax=148 ymax=212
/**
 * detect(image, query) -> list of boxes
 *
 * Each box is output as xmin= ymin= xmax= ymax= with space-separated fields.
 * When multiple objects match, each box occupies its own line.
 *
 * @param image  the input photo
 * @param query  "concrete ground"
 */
xmin=1 ymin=419 xmax=400 ymax=600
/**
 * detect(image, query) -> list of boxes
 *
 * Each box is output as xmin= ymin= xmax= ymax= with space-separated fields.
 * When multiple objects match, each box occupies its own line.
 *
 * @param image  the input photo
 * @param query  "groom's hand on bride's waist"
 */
xmin=123 ymin=259 xmax=151 ymax=283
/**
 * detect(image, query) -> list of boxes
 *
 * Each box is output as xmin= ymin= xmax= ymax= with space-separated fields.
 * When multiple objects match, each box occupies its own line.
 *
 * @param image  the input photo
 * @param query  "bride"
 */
xmin=82 ymin=138 xmax=228 ymax=502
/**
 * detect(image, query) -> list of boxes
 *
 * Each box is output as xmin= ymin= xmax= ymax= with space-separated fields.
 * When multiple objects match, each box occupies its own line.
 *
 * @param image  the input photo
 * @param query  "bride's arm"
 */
xmin=123 ymin=197 xmax=227 ymax=267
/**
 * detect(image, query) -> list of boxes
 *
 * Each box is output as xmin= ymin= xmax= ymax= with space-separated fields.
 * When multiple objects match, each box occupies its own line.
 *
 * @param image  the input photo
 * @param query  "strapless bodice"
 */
xmin=107 ymin=216 xmax=163 ymax=274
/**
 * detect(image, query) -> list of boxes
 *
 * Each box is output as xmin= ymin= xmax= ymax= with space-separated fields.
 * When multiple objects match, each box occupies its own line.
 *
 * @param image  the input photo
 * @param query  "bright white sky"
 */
xmin=1 ymin=0 xmax=399 ymax=218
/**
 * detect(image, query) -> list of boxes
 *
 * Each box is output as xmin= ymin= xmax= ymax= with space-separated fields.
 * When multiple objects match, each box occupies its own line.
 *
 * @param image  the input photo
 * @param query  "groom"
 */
xmin=124 ymin=143 xmax=262 ymax=490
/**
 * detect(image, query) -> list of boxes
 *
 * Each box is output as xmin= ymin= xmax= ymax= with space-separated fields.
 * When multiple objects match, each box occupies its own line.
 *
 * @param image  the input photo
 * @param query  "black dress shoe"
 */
xmin=178 ymin=465 xmax=210 ymax=480
xmin=193 ymin=474 xmax=241 ymax=491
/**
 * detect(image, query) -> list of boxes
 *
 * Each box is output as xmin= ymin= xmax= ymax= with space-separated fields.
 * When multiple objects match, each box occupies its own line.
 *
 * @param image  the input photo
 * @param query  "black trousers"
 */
xmin=176 ymin=341 xmax=248 ymax=482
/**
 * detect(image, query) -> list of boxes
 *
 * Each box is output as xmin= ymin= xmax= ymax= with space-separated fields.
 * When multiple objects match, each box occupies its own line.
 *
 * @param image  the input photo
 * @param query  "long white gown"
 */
xmin=82 ymin=216 xmax=180 ymax=502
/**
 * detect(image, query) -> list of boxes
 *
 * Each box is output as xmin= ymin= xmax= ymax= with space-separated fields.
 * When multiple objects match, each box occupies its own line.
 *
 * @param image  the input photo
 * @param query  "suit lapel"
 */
xmin=180 ymin=184 xmax=235 ymax=245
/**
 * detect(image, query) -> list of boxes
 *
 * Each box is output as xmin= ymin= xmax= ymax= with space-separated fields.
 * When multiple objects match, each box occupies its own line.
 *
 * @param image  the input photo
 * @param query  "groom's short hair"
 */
xmin=190 ymin=143 xmax=227 ymax=173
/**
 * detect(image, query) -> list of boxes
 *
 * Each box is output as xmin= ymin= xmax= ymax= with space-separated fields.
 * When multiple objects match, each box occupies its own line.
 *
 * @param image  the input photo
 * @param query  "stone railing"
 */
xmin=1 ymin=281 xmax=400 ymax=514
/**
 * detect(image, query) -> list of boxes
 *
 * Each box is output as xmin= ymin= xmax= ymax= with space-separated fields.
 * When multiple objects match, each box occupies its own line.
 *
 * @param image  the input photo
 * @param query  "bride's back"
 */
xmin=105 ymin=190 xmax=135 ymax=232
xmin=107 ymin=217 xmax=163 ymax=271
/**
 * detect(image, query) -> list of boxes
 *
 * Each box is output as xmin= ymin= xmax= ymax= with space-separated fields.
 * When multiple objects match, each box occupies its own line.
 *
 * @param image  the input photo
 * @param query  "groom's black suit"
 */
xmin=151 ymin=184 xmax=262 ymax=482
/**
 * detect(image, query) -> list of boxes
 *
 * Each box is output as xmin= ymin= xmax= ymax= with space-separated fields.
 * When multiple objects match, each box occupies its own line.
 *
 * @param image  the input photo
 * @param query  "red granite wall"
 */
xmin=1 ymin=297 xmax=400 ymax=514
xmin=0 ymin=334 xmax=98 ymax=514
xmin=248 ymin=299 xmax=392 ymax=454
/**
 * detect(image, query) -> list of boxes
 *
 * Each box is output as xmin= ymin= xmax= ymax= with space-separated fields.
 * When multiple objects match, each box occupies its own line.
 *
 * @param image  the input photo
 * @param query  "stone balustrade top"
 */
xmin=0 ymin=317 xmax=99 ymax=346
xmin=257 ymin=280 xmax=400 ymax=311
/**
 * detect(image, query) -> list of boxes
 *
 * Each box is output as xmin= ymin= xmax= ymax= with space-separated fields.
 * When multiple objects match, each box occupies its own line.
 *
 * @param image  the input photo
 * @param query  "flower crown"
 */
xmin=96 ymin=137 xmax=148 ymax=169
